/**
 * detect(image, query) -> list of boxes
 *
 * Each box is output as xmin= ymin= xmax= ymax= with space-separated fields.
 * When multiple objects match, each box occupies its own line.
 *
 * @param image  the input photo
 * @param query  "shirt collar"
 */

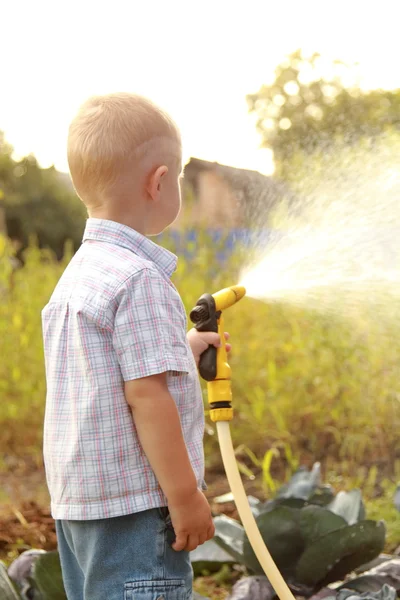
xmin=82 ymin=218 xmax=178 ymax=278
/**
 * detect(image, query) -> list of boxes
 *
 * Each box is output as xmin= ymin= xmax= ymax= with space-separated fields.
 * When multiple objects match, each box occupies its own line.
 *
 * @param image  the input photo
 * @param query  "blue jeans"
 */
xmin=56 ymin=508 xmax=193 ymax=600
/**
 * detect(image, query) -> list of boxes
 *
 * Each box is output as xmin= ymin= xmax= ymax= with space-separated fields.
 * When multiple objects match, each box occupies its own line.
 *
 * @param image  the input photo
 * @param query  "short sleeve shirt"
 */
xmin=42 ymin=218 xmax=205 ymax=520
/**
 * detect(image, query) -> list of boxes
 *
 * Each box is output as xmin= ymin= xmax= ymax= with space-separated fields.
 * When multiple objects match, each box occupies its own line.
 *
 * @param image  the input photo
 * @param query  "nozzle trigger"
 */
xmin=190 ymin=293 xmax=219 ymax=381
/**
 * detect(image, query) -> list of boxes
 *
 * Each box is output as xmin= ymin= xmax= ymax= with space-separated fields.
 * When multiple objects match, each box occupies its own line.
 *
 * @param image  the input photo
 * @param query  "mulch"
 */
xmin=0 ymin=502 xmax=57 ymax=561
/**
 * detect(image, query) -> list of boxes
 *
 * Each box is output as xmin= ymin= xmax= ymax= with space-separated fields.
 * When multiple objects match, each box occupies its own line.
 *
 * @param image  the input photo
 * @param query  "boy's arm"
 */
xmin=124 ymin=372 xmax=197 ymax=503
xmin=124 ymin=372 xmax=215 ymax=552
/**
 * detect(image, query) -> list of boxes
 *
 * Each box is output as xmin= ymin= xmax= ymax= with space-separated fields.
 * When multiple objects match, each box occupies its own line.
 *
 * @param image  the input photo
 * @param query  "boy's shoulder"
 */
xmin=50 ymin=239 xmax=167 ymax=308
xmin=80 ymin=238 xmax=160 ymax=285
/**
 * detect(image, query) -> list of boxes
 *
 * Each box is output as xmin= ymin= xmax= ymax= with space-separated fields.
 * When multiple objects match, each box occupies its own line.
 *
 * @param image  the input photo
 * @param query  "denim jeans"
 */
xmin=55 ymin=508 xmax=193 ymax=600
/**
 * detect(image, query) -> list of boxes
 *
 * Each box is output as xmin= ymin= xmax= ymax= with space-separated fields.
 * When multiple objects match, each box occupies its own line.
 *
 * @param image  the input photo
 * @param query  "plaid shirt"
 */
xmin=42 ymin=218 xmax=205 ymax=520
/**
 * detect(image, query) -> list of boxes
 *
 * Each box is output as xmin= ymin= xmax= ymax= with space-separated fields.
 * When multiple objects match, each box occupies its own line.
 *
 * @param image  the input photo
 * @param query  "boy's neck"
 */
xmin=88 ymin=206 xmax=147 ymax=235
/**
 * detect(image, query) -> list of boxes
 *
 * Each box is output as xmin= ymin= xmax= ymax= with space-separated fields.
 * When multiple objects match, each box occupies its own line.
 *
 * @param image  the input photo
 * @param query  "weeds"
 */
xmin=1 ymin=232 xmax=400 ymax=478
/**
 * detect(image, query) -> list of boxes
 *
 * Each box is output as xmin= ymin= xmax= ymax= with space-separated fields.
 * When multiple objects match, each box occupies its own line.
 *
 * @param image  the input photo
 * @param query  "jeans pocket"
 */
xmin=157 ymin=506 xmax=173 ymax=528
xmin=124 ymin=579 xmax=188 ymax=599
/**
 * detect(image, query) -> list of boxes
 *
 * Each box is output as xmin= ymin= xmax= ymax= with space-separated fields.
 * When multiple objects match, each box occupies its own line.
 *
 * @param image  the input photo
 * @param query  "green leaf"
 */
xmin=308 ymin=485 xmax=335 ymax=506
xmin=299 ymin=505 xmax=347 ymax=545
xmin=277 ymin=462 xmax=322 ymax=500
xmin=243 ymin=506 xmax=304 ymax=575
xmin=354 ymin=555 xmax=393 ymax=575
xmin=327 ymin=489 xmax=365 ymax=525
xmin=257 ymin=497 xmax=308 ymax=515
xmin=338 ymin=577 xmax=396 ymax=595
xmin=228 ymin=575 xmax=276 ymax=600
xmin=31 ymin=551 xmax=67 ymax=600
xmin=213 ymin=515 xmax=246 ymax=564
xmin=247 ymin=496 xmax=264 ymax=517
xmin=0 ymin=562 xmax=22 ymax=599
xmin=190 ymin=539 xmax=235 ymax=575
xmin=7 ymin=549 xmax=47 ymax=600
xmin=335 ymin=583 xmax=397 ymax=600
xmin=295 ymin=520 xmax=386 ymax=587
xmin=341 ymin=558 xmax=400 ymax=594
xmin=262 ymin=447 xmax=280 ymax=493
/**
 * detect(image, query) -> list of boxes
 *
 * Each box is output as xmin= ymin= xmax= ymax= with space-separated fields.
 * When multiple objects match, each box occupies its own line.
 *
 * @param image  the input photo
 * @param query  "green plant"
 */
xmin=325 ymin=586 xmax=397 ymax=600
xmin=182 ymin=464 xmax=400 ymax=600
xmin=208 ymin=464 xmax=386 ymax=590
xmin=0 ymin=551 xmax=66 ymax=600
xmin=0 ymin=561 xmax=21 ymax=600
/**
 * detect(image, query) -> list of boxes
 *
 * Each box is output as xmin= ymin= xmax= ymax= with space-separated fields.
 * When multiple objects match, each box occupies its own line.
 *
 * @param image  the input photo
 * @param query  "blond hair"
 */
xmin=67 ymin=92 xmax=180 ymax=204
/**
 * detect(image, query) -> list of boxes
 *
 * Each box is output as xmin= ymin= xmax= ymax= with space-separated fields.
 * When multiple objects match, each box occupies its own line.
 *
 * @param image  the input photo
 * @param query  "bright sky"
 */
xmin=1 ymin=0 xmax=398 ymax=175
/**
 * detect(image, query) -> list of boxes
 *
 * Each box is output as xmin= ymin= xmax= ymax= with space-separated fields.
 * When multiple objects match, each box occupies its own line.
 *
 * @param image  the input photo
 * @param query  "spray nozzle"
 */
xmin=212 ymin=285 xmax=246 ymax=311
xmin=189 ymin=286 xmax=246 ymax=329
xmin=190 ymin=285 xmax=246 ymax=382
xmin=189 ymin=304 xmax=209 ymax=324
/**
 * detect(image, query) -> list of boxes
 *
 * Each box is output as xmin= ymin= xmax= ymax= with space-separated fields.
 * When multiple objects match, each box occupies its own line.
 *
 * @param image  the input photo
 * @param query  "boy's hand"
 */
xmin=187 ymin=328 xmax=231 ymax=366
xmin=168 ymin=489 xmax=215 ymax=552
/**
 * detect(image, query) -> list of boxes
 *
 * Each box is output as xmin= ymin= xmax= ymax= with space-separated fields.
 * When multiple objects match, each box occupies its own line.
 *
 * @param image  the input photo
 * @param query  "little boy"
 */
xmin=42 ymin=93 xmax=226 ymax=600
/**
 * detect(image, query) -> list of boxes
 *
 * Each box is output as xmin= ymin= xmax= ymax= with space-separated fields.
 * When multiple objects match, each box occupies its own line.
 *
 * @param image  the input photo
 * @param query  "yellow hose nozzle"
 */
xmin=190 ymin=285 xmax=246 ymax=421
xmin=190 ymin=285 xmax=246 ymax=384
xmin=212 ymin=285 xmax=246 ymax=311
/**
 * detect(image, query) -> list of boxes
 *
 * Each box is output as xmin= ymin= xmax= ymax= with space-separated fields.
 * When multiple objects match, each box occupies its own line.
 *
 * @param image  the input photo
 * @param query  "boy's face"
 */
xmin=146 ymin=151 xmax=183 ymax=236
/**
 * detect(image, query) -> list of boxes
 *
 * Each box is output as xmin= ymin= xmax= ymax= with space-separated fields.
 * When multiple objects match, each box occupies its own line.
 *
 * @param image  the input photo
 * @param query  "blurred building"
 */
xmin=177 ymin=158 xmax=294 ymax=229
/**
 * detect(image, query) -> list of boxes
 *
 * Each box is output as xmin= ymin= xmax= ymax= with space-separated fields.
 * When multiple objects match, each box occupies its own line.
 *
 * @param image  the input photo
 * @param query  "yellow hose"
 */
xmin=217 ymin=421 xmax=296 ymax=600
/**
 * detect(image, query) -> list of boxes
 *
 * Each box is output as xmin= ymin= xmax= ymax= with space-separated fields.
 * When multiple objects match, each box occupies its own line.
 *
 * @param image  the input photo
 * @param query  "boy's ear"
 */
xmin=147 ymin=165 xmax=168 ymax=201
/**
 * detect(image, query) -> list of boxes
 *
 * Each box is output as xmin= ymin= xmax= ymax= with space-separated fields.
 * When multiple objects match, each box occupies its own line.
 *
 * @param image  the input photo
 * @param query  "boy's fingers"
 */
xmin=225 ymin=343 xmax=232 ymax=353
xmin=198 ymin=331 xmax=231 ymax=349
xmin=185 ymin=534 xmax=200 ymax=552
xmin=172 ymin=533 xmax=188 ymax=552
xmin=200 ymin=332 xmax=231 ymax=346
xmin=199 ymin=533 xmax=208 ymax=545
xmin=199 ymin=332 xmax=221 ymax=347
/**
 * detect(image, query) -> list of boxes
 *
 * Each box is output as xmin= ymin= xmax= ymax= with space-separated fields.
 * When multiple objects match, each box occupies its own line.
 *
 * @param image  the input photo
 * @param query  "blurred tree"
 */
xmin=247 ymin=50 xmax=400 ymax=178
xmin=0 ymin=132 xmax=86 ymax=258
xmin=0 ymin=133 xmax=14 ymax=235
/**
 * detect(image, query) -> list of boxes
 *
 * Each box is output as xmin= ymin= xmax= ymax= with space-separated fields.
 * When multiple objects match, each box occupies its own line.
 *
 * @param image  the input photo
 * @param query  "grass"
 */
xmin=363 ymin=483 xmax=400 ymax=553
xmin=1 ymin=232 xmax=400 ymax=475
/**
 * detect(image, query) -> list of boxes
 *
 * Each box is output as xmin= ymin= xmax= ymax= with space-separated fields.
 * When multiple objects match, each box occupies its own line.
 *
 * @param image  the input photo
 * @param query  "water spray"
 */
xmin=190 ymin=286 xmax=295 ymax=600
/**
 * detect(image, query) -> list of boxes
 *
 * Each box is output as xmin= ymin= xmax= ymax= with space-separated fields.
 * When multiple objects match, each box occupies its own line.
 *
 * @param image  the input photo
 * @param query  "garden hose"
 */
xmin=190 ymin=287 xmax=296 ymax=600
